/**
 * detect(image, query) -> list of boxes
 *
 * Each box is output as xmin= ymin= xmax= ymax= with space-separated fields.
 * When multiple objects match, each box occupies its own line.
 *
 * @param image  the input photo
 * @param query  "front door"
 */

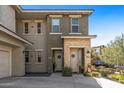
xmin=54 ymin=50 xmax=62 ymax=71
xmin=70 ymin=48 xmax=82 ymax=73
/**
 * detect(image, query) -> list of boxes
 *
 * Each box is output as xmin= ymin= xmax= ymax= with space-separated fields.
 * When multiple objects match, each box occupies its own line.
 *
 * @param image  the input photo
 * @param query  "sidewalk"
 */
xmin=94 ymin=77 xmax=124 ymax=88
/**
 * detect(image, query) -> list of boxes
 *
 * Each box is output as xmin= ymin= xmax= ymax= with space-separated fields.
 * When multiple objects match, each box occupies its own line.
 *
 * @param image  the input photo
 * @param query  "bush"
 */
xmin=83 ymin=72 xmax=92 ymax=77
xmin=110 ymin=74 xmax=124 ymax=84
xmin=84 ymin=72 xmax=101 ymax=77
xmin=120 ymin=79 xmax=124 ymax=84
xmin=99 ymin=68 xmax=112 ymax=77
xmin=100 ymin=70 xmax=109 ymax=77
xmin=111 ymin=74 xmax=121 ymax=80
xmin=63 ymin=67 xmax=72 ymax=76
xmin=92 ymin=72 xmax=101 ymax=77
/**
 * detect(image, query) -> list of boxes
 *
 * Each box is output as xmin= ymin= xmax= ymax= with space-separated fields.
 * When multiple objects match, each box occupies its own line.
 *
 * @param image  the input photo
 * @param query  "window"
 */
xmin=37 ymin=51 xmax=42 ymax=63
xmin=24 ymin=22 xmax=29 ymax=34
xmin=37 ymin=22 xmax=41 ymax=34
xmin=25 ymin=51 xmax=29 ymax=63
xmin=52 ymin=19 xmax=60 ymax=33
xmin=71 ymin=18 xmax=79 ymax=33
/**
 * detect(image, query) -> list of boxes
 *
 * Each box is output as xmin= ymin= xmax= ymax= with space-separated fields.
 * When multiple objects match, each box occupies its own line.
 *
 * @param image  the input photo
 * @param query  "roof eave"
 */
xmin=0 ymin=24 xmax=32 ymax=45
xmin=13 ymin=5 xmax=94 ymax=15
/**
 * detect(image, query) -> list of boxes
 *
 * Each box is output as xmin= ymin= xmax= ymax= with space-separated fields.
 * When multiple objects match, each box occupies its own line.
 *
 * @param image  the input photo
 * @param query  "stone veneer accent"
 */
xmin=63 ymin=38 xmax=91 ymax=72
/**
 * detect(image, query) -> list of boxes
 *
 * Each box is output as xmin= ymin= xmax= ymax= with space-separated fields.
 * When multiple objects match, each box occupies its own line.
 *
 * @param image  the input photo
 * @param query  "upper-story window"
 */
xmin=37 ymin=22 xmax=41 ymax=34
xmin=52 ymin=19 xmax=60 ymax=33
xmin=71 ymin=18 xmax=79 ymax=33
xmin=24 ymin=22 xmax=29 ymax=34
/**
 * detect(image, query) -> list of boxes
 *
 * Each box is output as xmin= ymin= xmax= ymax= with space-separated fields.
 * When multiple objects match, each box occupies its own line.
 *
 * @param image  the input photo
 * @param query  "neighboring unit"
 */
xmin=92 ymin=45 xmax=106 ymax=55
xmin=0 ymin=5 xmax=96 ymax=78
xmin=0 ymin=6 xmax=32 ymax=78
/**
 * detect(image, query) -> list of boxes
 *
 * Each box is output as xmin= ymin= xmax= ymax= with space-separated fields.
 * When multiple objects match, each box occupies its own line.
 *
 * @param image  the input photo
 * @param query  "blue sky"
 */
xmin=21 ymin=5 xmax=124 ymax=47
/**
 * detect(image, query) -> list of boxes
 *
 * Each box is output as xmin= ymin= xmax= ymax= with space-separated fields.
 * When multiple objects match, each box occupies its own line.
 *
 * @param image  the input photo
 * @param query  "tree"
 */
xmin=101 ymin=34 xmax=124 ymax=65
xmin=91 ymin=49 xmax=101 ymax=64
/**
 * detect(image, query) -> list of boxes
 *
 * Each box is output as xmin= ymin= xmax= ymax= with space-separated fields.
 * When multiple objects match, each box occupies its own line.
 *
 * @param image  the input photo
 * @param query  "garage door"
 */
xmin=0 ymin=50 xmax=10 ymax=78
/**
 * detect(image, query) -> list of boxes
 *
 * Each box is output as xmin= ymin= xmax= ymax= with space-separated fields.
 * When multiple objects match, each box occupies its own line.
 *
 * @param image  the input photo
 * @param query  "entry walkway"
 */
xmin=0 ymin=73 xmax=101 ymax=88
xmin=94 ymin=77 xmax=124 ymax=88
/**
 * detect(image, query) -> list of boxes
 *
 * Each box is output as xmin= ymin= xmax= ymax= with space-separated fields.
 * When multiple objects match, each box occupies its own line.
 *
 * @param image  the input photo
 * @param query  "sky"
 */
xmin=21 ymin=5 xmax=124 ymax=47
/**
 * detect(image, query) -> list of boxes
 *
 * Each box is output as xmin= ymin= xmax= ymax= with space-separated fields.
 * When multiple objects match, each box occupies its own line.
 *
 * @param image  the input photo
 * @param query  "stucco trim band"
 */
xmin=69 ymin=46 xmax=86 ymax=48
xmin=51 ymin=48 xmax=63 ymax=50
xmin=61 ymin=35 xmax=97 ymax=39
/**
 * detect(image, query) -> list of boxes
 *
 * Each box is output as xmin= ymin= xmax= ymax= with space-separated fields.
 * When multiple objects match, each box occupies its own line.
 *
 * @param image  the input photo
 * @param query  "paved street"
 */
xmin=0 ymin=73 xmax=101 ymax=88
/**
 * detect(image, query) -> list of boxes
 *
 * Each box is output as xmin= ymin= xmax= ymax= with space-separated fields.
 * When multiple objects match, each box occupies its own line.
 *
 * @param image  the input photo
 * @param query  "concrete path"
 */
xmin=0 ymin=73 xmax=101 ymax=88
xmin=94 ymin=77 xmax=124 ymax=88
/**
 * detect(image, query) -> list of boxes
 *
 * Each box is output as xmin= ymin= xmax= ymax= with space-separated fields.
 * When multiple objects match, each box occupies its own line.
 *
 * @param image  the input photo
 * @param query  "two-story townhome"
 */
xmin=0 ymin=5 xmax=96 ymax=78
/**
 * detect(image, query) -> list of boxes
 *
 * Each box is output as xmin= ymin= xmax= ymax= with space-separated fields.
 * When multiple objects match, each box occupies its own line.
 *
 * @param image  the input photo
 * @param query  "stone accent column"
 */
xmin=63 ymin=38 xmax=91 ymax=72
xmin=84 ymin=47 xmax=91 ymax=72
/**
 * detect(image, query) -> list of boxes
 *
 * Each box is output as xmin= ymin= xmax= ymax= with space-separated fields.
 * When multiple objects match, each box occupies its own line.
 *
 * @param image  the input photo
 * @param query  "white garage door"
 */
xmin=0 ymin=50 xmax=10 ymax=78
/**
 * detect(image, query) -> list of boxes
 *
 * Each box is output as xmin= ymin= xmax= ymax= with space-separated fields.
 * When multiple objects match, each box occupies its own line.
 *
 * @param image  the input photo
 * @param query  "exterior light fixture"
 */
xmin=87 ymin=50 xmax=90 ymax=54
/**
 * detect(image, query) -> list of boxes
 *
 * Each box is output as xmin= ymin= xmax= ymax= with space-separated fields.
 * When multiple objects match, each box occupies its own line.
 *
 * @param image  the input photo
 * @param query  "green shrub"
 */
xmin=111 ymin=74 xmax=124 ymax=84
xmin=120 ymin=75 xmax=124 ymax=80
xmin=83 ymin=72 xmax=92 ymax=77
xmin=100 ymin=71 xmax=108 ymax=77
xmin=111 ymin=74 xmax=121 ymax=80
xmin=99 ymin=69 xmax=112 ymax=77
xmin=92 ymin=72 xmax=101 ymax=77
xmin=63 ymin=67 xmax=72 ymax=76
xmin=119 ymin=79 xmax=124 ymax=84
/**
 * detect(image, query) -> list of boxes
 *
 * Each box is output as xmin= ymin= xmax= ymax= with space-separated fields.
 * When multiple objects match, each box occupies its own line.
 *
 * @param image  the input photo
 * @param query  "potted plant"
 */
xmin=62 ymin=67 xmax=72 ymax=76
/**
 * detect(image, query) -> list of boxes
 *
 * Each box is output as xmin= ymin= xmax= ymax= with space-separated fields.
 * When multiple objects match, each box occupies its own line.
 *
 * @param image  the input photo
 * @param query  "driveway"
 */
xmin=0 ymin=73 xmax=101 ymax=88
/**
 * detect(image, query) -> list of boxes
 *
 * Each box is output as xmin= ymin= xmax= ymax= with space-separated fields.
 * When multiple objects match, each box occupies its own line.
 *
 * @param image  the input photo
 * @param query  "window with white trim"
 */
xmin=36 ymin=51 xmax=42 ymax=63
xmin=25 ymin=51 xmax=29 ymax=63
xmin=52 ymin=19 xmax=60 ymax=33
xmin=37 ymin=22 xmax=41 ymax=34
xmin=71 ymin=18 xmax=79 ymax=33
xmin=24 ymin=22 xmax=29 ymax=34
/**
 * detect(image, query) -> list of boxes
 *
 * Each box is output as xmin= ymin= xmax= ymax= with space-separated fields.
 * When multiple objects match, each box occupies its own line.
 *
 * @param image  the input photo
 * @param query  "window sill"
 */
xmin=25 ymin=63 xmax=44 ymax=65
xmin=25 ymin=63 xmax=31 ymax=64
xmin=69 ymin=33 xmax=82 ymax=35
xmin=49 ymin=33 xmax=62 ymax=35
xmin=23 ymin=33 xmax=43 ymax=35
xmin=23 ymin=33 xmax=32 ymax=35
xmin=35 ymin=33 xmax=43 ymax=35
xmin=35 ymin=62 xmax=44 ymax=64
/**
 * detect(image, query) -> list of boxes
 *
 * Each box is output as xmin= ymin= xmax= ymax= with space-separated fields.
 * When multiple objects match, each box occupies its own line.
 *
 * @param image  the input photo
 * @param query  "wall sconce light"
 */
xmin=71 ymin=54 xmax=75 ymax=58
xmin=87 ymin=50 xmax=90 ymax=54
xmin=23 ymin=51 xmax=25 ymax=54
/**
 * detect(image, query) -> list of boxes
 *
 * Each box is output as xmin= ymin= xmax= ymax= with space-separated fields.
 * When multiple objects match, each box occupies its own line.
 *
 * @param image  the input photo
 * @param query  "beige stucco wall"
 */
xmin=16 ymin=18 xmax=47 ymax=72
xmin=0 ymin=6 xmax=16 ymax=32
xmin=12 ymin=47 xmax=25 ymax=76
xmin=0 ymin=31 xmax=25 ymax=76
xmin=63 ymin=38 xmax=91 ymax=72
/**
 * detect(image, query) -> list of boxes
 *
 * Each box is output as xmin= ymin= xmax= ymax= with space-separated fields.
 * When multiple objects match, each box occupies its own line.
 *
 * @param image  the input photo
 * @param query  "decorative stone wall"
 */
xmin=63 ymin=38 xmax=91 ymax=72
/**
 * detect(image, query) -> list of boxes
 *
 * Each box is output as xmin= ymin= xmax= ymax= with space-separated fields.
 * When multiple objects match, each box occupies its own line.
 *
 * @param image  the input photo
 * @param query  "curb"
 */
xmin=93 ymin=77 xmax=103 ymax=88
